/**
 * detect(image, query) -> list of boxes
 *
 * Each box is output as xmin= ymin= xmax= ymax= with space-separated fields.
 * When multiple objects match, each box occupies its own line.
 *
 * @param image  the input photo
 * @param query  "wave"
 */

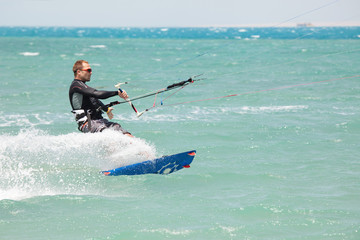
xmin=113 ymin=105 xmax=309 ymax=123
xmin=0 ymin=129 xmax=156 ymax=201
xmin=0 ymin=113 xmax=54 ymax=128
xmin=90 ymin=45 xmax=107 ymax=49
xmin=239 ymin=105 xmax=308 ymax=113
xmin=19 ymin=52 xmax=39 ymax=56
xmin=1 ymin=27 xmax=359 ymax=39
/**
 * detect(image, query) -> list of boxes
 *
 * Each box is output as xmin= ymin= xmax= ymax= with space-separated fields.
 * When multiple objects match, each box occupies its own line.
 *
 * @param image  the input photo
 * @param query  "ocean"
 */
xmin=0 ymin=27 xmax=359 ymax=239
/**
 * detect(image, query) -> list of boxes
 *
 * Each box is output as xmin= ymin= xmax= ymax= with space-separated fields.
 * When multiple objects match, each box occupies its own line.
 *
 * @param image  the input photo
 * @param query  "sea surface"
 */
xmin=0 ymin=27 xmax=359 ymax=239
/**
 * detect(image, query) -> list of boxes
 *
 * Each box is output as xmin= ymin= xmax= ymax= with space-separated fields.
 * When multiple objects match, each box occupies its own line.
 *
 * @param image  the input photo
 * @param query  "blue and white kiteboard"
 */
xmin=102 ymin=150 xmax=196 ymax=176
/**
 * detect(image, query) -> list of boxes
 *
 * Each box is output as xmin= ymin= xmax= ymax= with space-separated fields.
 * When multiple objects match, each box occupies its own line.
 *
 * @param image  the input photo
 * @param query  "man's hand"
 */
xmin=118 ymin=90 xmax=129 ymax=100
xmin=107 ymin=107 xmax=114 ymax=120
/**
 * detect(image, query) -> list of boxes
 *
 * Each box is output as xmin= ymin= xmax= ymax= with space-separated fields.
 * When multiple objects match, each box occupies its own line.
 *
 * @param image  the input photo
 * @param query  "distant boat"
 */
xmin=297 ymin=23 xmax=314 ymax=27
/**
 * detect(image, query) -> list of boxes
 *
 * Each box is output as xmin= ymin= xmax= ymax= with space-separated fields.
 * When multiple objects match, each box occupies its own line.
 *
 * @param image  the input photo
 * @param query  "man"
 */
xmin=69 ymin=60 xmax=132 ymax=136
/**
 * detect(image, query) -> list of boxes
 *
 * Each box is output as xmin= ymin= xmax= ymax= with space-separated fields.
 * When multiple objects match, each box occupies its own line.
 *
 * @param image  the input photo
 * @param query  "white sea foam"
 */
xmin=19 ymin=52 xmax=39 ymax=56
xmin=218 ymin=225 xmax=239 ymax=237
xmin=141 ymin=228 xmax=192 ymax=236
xmin=0 ymin=113 xmax=53 ymax=127
xmin=90 ymin=45 xmax=107 ymax=48
xmin=239 ymin=105 xmax=308 ymax=113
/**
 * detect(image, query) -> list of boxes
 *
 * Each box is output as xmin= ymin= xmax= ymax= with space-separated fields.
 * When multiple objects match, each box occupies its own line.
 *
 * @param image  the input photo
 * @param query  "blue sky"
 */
xmin=0 ymin=0 xmax=359 ymax=27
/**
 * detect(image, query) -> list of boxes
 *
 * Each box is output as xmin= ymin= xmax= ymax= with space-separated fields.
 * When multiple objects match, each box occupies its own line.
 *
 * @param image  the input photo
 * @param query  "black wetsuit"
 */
xmin=69 ymin=79 xmax=130 ymax=134
xmin=69 ymin=79 xmax=117 ymax=119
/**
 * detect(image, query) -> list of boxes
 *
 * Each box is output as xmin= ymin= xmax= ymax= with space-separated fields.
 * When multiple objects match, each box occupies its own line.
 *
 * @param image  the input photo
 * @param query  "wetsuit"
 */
xmin=69 ymin=79 xmax=130 ymax=134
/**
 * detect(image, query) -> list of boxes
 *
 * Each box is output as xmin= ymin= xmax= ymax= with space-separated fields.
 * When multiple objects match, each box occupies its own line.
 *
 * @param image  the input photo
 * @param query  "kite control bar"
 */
xmin=105 ymin=74 xmax=203 ymax=117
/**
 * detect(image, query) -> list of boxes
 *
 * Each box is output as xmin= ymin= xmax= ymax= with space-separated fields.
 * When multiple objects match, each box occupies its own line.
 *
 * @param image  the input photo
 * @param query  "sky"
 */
xmin=0 ymin=0 xmax=359 ymax=27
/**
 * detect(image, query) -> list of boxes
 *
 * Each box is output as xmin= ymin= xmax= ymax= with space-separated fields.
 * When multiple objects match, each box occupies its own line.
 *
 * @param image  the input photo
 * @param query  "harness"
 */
xmin=71 ymin=109 xmax=92 ymax=132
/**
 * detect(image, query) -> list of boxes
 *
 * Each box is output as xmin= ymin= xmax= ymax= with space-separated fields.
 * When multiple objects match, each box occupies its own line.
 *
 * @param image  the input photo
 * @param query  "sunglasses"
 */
xmin=80 ymin=68 xmax=92 ymax=73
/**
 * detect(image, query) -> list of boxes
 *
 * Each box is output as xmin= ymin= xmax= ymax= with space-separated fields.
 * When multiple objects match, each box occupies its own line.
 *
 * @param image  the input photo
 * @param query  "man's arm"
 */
xmin=83 ymin=87 xmax=118 ymax=99
xmin=72 ymin=80 xmax=118 ymax=99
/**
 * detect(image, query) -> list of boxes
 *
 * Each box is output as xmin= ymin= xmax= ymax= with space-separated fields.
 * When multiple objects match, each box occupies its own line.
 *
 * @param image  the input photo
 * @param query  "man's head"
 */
xmin=73 ymin=60 xmax=92 ymax=82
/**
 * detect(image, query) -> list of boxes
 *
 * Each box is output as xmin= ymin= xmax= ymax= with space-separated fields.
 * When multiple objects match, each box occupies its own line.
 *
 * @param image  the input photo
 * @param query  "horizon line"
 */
xmin=0 ymin=21 xmax=360 ymax=28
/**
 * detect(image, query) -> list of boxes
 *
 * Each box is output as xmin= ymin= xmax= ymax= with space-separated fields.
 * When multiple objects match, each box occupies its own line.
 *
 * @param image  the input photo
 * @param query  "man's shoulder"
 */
xmin=70 ymin=79 xmax=88 ymax=89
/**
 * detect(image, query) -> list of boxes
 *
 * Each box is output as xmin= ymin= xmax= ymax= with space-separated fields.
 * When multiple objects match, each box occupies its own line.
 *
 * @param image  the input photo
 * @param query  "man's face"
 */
xmin=77 ymin=62 xmax=92 ymax=82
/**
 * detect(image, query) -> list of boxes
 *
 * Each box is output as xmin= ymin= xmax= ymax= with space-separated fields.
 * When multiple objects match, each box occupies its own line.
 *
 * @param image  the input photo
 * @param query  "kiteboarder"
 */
xmin=69 ymin=60 xmax=132 ymax=136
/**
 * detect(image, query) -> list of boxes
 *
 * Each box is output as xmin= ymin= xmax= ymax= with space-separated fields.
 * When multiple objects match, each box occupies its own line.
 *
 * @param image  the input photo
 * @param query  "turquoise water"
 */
xmin=0 ymin=28 xmax=360 ymax=239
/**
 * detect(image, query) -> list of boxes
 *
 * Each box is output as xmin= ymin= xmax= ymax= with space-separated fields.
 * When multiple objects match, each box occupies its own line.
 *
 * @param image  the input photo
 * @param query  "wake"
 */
xmin=0 ymin=129 xmax=156 ymax=200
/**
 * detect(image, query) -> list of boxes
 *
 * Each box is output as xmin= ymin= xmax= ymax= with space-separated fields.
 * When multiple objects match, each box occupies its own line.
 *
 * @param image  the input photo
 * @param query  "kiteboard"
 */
xmin=102 ymin=150 xmax=196 ymax=176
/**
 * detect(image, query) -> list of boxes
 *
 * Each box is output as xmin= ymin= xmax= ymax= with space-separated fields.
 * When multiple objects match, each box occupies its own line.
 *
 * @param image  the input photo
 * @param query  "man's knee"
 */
xmin=108 ymin=122 xmax=131 ymax=135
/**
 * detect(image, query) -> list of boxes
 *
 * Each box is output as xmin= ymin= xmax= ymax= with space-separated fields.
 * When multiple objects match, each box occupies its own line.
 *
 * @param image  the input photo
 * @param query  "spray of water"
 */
xmin=0 ymin=129 xmax=157 ymax=200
